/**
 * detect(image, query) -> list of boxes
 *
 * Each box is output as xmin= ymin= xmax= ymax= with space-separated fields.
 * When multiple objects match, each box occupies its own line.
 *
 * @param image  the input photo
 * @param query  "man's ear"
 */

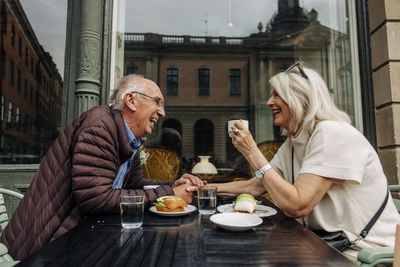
xmin=124 ymin=93 xmax=136 ymax=111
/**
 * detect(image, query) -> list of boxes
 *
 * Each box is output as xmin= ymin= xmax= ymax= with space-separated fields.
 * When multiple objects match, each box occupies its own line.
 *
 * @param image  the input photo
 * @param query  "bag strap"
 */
xmin=359 ymin=188 xmax=389 ymax=238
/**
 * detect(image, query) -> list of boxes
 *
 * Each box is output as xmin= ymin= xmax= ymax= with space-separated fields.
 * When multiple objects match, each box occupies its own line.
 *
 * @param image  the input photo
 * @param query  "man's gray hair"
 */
xmin=109 ymin=74 xmax=147 ymax=109
xmin=269 ymin=66 xmax=351 ymax=136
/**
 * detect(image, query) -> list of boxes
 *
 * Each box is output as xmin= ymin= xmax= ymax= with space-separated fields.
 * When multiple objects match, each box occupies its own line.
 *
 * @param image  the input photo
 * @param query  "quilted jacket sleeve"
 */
xmin=70 ymin=113 xmax=175 ymax=214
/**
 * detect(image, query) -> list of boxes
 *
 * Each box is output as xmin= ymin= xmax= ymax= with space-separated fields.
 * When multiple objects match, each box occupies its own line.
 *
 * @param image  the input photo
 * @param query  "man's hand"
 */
xmin=173 ymin=173 xmax=207 ymax=188
xmin=172 ymin=184 xmax=197 ymax=204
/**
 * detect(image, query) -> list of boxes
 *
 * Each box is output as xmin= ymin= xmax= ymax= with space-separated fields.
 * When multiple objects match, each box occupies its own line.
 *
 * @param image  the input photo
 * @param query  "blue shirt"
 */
xmin=112 ymin=121 xmax=141 ymax=189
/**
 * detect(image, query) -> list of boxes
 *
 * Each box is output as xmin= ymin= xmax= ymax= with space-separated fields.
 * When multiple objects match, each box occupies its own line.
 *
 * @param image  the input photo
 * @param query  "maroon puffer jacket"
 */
xmin=0 ymin=105 xmax=174 ymax=260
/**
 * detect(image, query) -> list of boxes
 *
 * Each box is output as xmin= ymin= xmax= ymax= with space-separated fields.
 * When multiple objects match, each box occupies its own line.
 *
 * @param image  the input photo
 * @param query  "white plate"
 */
xmin=210 ymin=213 xmax=263 ymax=231
xmin=149 ymin=204 xmax=197 ymax=217
xmin=143 ymin=185 xmax=160 ymax=190
xmin=217 ymin=204 xmax=277 ymax=217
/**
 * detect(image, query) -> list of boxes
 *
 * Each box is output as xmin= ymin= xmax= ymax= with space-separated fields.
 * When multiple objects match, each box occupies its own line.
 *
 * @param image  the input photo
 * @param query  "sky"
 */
xmin=17 ymin=0 xmax=348 ymax=80
xmin=19 ymin=0 xmax=67 ymax=77
xmin=124 ymin=0 xmax=348 ymax=36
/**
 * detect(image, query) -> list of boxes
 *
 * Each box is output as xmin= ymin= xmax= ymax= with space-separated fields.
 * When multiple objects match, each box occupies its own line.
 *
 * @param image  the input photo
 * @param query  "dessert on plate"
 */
xmin=233 ymin=194 xmax=257 ymax=213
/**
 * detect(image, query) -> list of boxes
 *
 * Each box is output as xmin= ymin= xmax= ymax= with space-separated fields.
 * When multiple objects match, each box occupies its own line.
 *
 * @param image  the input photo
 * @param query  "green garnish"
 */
xmin=154 ymin=201 xmax=166 ymax=208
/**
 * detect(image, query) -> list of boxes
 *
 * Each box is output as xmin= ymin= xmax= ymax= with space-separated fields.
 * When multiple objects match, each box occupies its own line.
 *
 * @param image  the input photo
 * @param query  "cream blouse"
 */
xmin=270 ymin=120 xmax=400 ymax=253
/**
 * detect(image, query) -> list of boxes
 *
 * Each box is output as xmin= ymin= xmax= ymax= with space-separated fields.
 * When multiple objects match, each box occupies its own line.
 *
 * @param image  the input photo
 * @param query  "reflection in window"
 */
xmin=125 ymin=65 xmax=139 ymax=75
xmin=122 ymin=0 xmax=361 ymax=168
xmin=198 ymin=68 xmax=210 ymax=96
xmin=1 ymin=96 xmax=4 ymax=120
xmin=17 ymin=69 xmax=21 ymax=93
xmin=8 ymin=102 xmax=12 ymax=123
xmin=0 ymin=0 xmax=66 ymax=163
xmin=11 ymin=24 xmax=15 ymax=46
xmin=229 ymin=69 xmax=241 ymax=96
xmin=9 ymin=60 xmax=14 ymax=85
xmin=194 ymin=119 xmax=214 ymax=156
xmin=166 ymin=68 xmax=178 ymax=95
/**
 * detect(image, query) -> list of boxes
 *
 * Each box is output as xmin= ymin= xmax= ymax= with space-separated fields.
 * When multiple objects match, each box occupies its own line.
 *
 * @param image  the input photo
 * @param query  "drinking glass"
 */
xmin=120 ymin=194 xmax=144 ymax=229
xmin=197 ymin=186 xmax=217 ymax=215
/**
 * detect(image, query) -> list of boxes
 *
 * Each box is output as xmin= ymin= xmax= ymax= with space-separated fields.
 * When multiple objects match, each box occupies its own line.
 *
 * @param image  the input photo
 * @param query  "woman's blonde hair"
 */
xmin=269 ymin=65 xmax=351 ymax=136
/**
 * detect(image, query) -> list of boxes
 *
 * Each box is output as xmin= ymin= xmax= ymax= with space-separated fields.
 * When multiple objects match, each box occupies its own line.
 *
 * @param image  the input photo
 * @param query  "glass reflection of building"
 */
xmin=0 ymin=0 xmax=62 ymax=164
xmin=123 ymin=0 xmax=354 ymax=167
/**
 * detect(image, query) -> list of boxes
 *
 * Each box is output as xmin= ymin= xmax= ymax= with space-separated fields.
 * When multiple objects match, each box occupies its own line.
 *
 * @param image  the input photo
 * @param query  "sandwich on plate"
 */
xmin=154 ymin=196 xmax=187 ymax=212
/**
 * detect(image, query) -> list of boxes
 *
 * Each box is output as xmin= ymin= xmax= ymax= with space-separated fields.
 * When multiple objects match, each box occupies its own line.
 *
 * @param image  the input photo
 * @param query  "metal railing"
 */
xmin=124 ymin=33 xmax=244 ymax=46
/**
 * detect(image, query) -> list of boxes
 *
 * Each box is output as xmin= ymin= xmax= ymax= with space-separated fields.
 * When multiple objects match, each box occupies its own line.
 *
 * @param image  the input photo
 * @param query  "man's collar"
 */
xmin=123 ymin=121 xmax=141 ymax=149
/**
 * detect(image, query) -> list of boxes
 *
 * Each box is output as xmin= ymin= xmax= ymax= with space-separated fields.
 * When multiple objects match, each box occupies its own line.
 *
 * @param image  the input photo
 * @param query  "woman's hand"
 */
xmin=230 ymin=120 xmax=258 ymax=157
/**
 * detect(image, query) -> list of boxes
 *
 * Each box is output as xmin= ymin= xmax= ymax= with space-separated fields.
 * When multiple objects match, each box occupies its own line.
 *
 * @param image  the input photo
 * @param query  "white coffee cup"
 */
xmin=227 ymin=119 xmax=249 ymax=137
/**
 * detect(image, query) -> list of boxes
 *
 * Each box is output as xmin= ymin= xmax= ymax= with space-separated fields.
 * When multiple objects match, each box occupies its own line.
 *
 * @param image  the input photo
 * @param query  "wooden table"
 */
xmin=17 ymin=197 xmax=357 ymax=267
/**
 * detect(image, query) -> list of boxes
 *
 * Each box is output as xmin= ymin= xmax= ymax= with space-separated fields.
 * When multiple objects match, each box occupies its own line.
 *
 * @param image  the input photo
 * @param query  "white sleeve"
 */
xmin=300 ymin=122 xmax=367 ymax=183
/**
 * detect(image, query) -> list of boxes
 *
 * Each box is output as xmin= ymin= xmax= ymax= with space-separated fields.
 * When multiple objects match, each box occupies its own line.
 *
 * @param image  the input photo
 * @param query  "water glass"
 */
xmin=197 ymin=186 xmax=217 ymax=215
xmin=120 ymin=194 xmax=144 ymax=229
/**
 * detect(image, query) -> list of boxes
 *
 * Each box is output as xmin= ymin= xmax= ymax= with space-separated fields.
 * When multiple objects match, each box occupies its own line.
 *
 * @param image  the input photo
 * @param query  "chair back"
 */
xmin=140 ymin=146 xmax=182 ymax=181
xmin=250 ymin=140 xmax=283 ymax=176
xmin=0 ymin=188 xmax=23 ymax=230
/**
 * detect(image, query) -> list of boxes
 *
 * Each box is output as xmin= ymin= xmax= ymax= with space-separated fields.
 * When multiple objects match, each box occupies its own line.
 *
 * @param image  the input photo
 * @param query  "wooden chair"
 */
xmin=250 ymin=140 xmax=283 ymax=176
xmin=140 ymin=146 xmax=182 ymax=181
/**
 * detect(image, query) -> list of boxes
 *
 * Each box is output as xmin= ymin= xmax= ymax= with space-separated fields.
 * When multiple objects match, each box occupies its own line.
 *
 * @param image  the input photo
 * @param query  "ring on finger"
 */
xmin=234 ymin=128 xmax=239 ymax=134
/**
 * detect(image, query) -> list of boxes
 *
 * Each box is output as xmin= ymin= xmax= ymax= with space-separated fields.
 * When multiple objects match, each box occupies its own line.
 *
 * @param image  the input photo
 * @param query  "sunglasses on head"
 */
xmin=284 ymin=62 xmax=309 ymax=80
xmin=284 ymin=62 xmax=334 ymax=94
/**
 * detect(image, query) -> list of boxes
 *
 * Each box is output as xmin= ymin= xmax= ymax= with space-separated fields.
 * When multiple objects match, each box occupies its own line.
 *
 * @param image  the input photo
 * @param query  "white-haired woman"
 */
xmin=218 ymin=62 xmax=400 ymax=257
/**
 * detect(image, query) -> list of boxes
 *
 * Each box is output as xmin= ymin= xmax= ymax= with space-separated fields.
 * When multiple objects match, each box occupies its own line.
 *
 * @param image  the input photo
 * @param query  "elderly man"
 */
xmin=0 ymin=75 xmax=204 ymax=260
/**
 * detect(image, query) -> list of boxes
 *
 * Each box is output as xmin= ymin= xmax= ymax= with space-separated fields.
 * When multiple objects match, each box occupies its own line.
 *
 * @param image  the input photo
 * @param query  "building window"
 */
xmin=30 ymin=86 xmax=33 ymax=103
xmin=1 ymin=96 xmax=4 ymax=121
xmin=16 ymin=107 xmax=20 ymax=124
xmin=24 ymin=79 xmax=28 ymax=99
xmin=166 ymin=68 xmax=179 ymax=95
xmin=9 ymin=60 xmax=14 ymax=85
xmin=30 ymin=57 xmax=34 ymax=73
xmin=11 ymin=24 xmax=15 ymax=46
xmin=25 ymin=48 xmax=29 ymax=66
xmin=8 ymin=102 xmax=12 ymax=123
xmin=198 ymin=68 xmax=210 ymax=95
xmin=1 ymin=50 xmax=5 ymax=77
xmin=17 ymin=69 xmax=21 ymax=93
xmin=125 ymin=66 xmax=139 ymax=75
xmin=18 ymin=37 xmax=22 ymax=56
xmin=229 ymin=69 xmax=241 ymax=96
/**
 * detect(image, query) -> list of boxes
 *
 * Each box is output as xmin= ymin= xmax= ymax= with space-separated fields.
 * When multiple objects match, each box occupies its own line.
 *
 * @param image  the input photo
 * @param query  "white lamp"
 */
xmin=191 ymin=156 xmax=218 ymax=179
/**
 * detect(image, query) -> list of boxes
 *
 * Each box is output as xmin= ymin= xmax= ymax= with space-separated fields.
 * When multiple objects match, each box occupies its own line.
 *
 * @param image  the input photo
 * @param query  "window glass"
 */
xmin=0 ymin=0 xmax=66 ymax=164
xmin=166 ymin=68 xmax=179 ymax=96
xmin=229 ymin=69 xmax=241 ymax=96
xmin=120 ymin=0 xmax=361 ymax=174
xmin=198 ymin=68 xmax=210 ymax=96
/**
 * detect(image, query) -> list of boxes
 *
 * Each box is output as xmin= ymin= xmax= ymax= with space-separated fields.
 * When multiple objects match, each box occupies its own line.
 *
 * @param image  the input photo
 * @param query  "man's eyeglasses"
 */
xmin=284 ymin=62 xmax=309 ymax=80
xmin=131 ymin=91 xmax=164 ymax=109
